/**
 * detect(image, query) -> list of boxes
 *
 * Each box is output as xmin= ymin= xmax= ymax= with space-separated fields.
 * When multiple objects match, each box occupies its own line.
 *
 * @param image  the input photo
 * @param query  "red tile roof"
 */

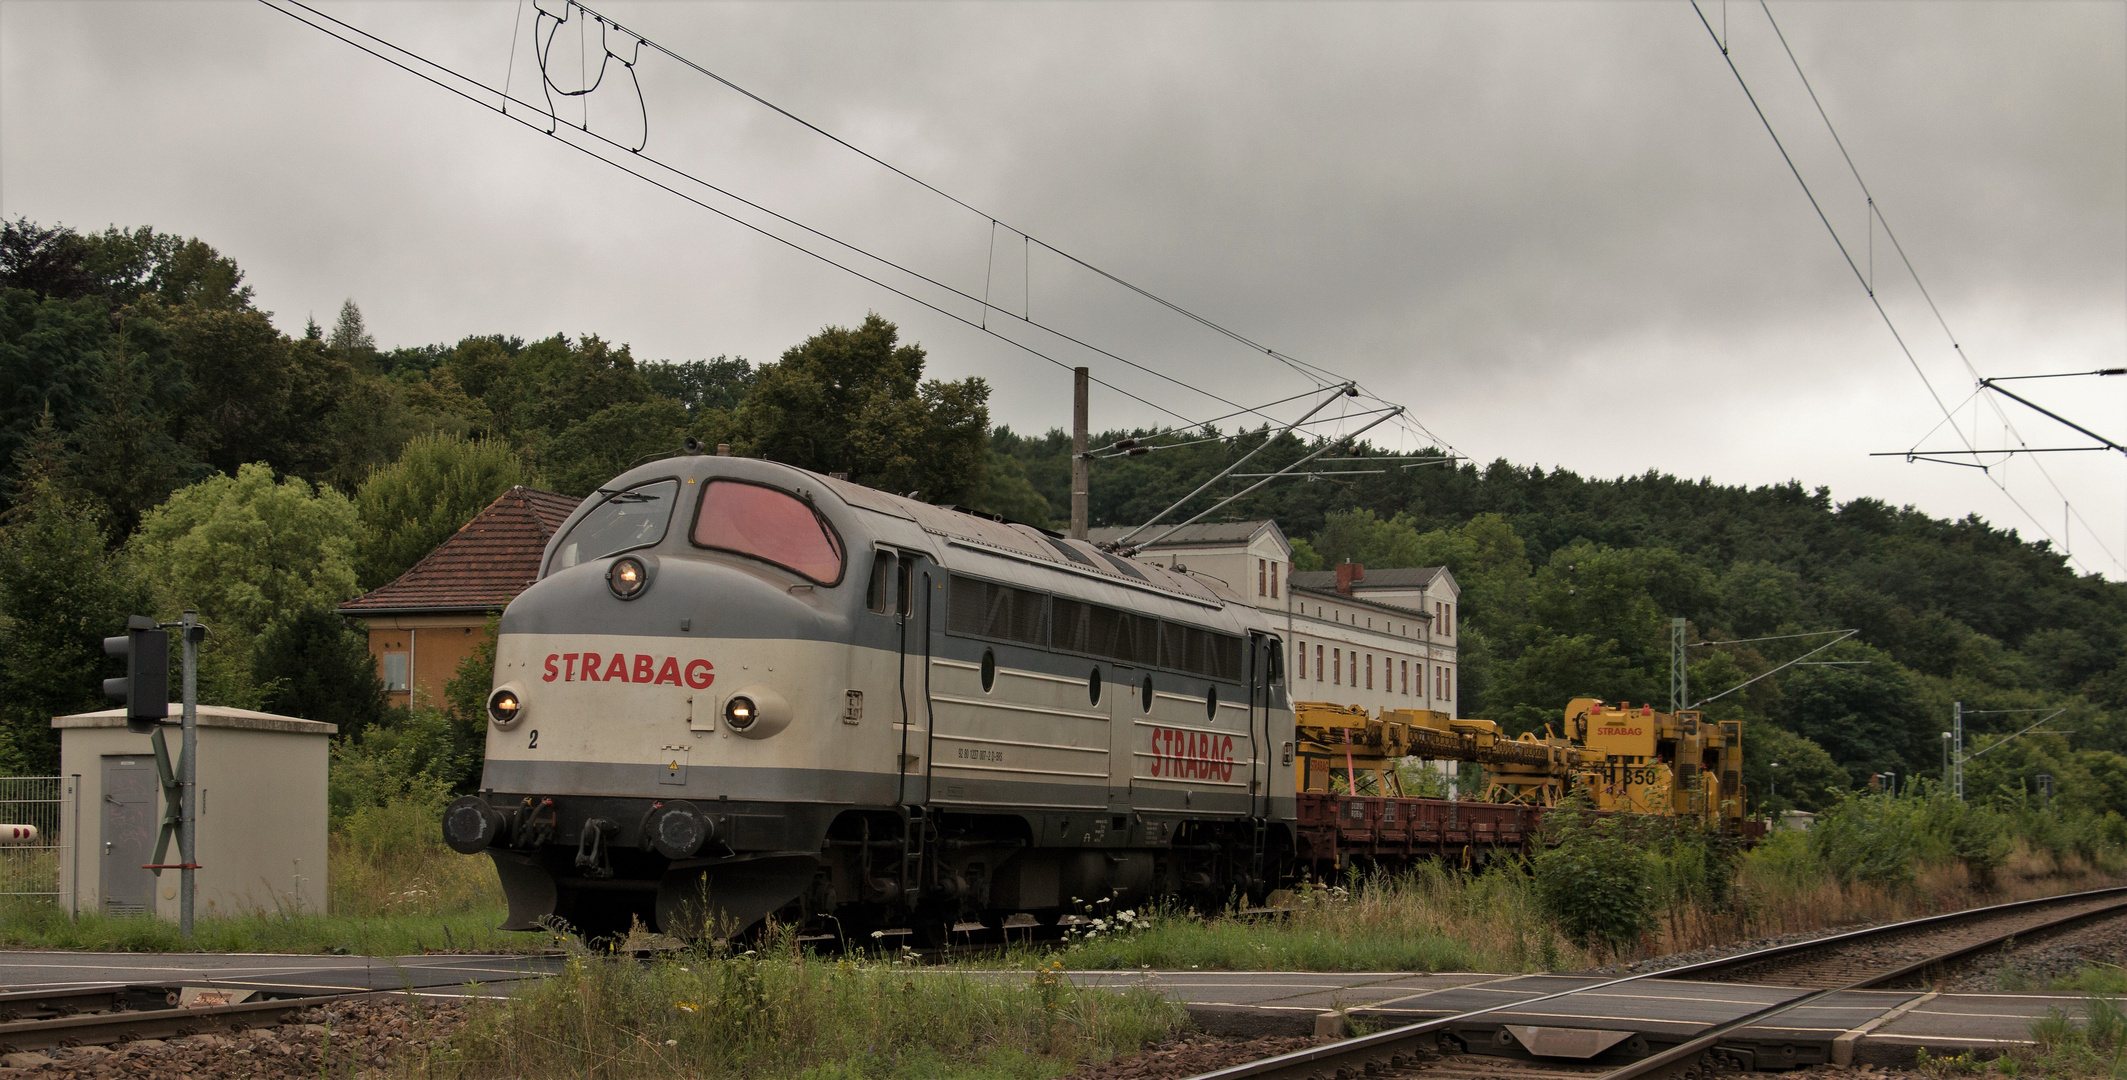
xmin=338 ymin=486 xmax=581 ymax=614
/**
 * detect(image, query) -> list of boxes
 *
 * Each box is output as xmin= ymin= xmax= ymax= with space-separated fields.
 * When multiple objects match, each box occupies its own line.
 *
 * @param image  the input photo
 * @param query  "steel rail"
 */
xmin=1182 ymin=884 xmax=2127 ymax=1080
xmin=1661 ymin=882 xmax=2127 ymax=983
xmin=0 ymin=989 xmax=361 ymax=1053
xmin=1599 ymin=891 xmax=2127 ymax=1080
xmin=0 ymin=984 xmax=168 ymax=1021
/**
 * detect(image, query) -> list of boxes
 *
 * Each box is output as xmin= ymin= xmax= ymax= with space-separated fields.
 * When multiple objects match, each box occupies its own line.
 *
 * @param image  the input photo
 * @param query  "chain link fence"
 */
xmin=0 ymin=776 xmax=66 ymax=906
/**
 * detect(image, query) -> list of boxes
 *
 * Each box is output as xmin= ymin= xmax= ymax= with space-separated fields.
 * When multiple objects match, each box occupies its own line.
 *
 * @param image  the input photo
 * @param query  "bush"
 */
xmin=1810 ymin=786 xmax=2013 ymax=890
xmin=1532 ymin=805 xmax=1657 ymax=952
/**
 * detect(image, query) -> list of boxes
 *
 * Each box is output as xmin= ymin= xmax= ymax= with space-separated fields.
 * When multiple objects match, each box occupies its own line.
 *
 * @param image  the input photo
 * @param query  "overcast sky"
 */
xmin=5 ymin=1 xmax=2123 ymax=575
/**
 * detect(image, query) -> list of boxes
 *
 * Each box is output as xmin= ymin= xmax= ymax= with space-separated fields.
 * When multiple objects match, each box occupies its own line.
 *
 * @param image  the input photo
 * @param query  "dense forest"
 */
xmin=4 ymin=217 xmax=2123 ymax=823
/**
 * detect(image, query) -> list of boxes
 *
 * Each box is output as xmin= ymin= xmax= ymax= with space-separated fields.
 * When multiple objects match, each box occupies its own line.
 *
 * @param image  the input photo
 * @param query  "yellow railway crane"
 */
xmin=1291 ymin=698 xmax=1748 ymax=833
xmin=1563 ymin=697 xmax=1745 ymax=830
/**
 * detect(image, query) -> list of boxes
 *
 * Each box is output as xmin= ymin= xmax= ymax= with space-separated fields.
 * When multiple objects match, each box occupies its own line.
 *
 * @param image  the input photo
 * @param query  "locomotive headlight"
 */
xmin=488 ymin=685 xmax=526 ymax=728
xmin=725 ymin=696 xmax=758 ymax=731
xmin=719 ymin=686 xmax=792 ymax=738
xmin=608 ymin=556 xmax=650 ymax=600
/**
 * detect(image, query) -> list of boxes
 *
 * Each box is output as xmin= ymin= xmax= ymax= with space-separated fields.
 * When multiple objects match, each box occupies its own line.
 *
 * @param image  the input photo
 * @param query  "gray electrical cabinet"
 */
xmin=53 ymin=707 xmax=337 ymax=920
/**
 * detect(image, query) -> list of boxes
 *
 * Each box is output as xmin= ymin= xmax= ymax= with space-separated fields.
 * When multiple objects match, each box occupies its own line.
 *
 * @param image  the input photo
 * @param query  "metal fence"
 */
xmin=0 ymin=775 xmax=66 ymax=904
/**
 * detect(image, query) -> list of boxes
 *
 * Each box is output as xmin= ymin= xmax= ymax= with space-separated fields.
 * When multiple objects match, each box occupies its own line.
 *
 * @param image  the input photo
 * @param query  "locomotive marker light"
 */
xmin=607 ymin=554 xmax=654 ymax=599
xmin=488 ymin=685 xmax=526 ymax=727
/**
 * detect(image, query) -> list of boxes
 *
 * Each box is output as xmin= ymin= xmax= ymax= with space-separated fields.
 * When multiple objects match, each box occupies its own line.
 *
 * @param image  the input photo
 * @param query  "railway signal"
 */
xmin=102 ymin=615 xmax=168 ymax=735
xmin=102 ymin=611 xmax=206 ymax=940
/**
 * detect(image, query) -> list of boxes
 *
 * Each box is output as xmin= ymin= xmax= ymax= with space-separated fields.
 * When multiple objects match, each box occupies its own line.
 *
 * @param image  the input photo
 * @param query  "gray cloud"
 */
xmin=4 ymin=0 xmax=2122 ymax=572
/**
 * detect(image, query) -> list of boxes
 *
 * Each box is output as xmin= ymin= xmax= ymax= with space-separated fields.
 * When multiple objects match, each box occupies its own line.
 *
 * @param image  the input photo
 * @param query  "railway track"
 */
xmin=0 ymin=983 xmax=359 ymax=1054
xmin=1186 ymin=885 xmax=2127 ymax=1080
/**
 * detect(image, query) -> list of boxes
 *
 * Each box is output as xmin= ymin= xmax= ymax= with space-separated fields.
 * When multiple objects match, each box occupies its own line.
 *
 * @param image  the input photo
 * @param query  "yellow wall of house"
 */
xmin=360 ymin=614 xmax=493 ymax=711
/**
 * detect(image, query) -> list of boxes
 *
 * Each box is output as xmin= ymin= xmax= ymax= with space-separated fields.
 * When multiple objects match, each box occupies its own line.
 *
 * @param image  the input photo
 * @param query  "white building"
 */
xmin=1089 ymin=522 xmax=1460 ymax=715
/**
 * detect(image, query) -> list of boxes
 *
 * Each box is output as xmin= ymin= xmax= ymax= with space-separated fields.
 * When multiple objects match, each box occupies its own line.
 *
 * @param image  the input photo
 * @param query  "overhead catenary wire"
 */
xmin=272 ymin=0 xmax=1458 ymax=462
xmin=564 ymin=0 xmax=1346 ymax=391
xmin=258 ymin=0 xmax=1219 ymax=430
xmin=1729 ymin=1 xmax=2122 ymax=575
xmin=1761 ymin=1 xmax=2122 ymax=566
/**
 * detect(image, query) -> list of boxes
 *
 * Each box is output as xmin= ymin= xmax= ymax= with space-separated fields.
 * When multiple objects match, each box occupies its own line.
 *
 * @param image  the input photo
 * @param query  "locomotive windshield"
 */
xmin=692 ymin=479 xmax=845 ymax=584
xmin=552 ymin=479 xmax=681 ymax=571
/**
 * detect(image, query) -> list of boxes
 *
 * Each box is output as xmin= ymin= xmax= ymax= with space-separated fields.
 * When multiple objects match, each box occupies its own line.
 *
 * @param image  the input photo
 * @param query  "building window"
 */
xmin=1271 ymin=561 xmax=1280 ymax=598
xmin=1333 ymin=648 xmax=1341 ymax=685
xmin=1444 ymin=667 xmax=1454 ymax=702
xmin=382 ymin=652 xmax=409 ymax=692
xmin=1401 ymin=659 xmax=1409 ymax=695
xmin=1257 ymin=558 xmax=1266 ymax=596
xmin=1315 ymin=644 xmax=1323 ymax=681
xmin=1295 ymin=639 xmax=1306 ymax=679
xmin=1365 ymin=654 xmax=1373 ymax=690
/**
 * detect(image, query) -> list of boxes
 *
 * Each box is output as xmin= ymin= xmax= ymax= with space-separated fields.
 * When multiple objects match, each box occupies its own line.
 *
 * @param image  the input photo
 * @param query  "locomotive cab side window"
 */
xmin=692 ymin=479 xmax=846 ymax=584
xmin=868 ymin=551 xmax=917 ymax=615
xmin=552 ymin=479 xmax=681 ymax=572
xmin=866 ymin=551 xmax=894 ymax=614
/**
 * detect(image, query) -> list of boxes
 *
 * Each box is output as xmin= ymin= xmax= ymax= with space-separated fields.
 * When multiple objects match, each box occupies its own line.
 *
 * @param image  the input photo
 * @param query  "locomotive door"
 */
xmin=888 ymin=552 xmax=932 ymax=808
xmin=1247 ymin=632 xmax=1282 ymax=819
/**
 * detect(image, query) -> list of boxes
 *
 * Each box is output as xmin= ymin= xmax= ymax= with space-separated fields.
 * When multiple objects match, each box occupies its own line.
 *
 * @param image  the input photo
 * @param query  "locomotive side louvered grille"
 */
xmin=960 ymin=574 xmax=1242 ymax=681
xmin=948 ymin=575 xmax=1047 ymax=645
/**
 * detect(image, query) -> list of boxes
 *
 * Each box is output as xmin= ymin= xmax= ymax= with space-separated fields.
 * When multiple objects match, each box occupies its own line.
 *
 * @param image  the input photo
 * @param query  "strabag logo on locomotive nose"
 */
xmin=542 ymin=652 xmax=714 ymax=689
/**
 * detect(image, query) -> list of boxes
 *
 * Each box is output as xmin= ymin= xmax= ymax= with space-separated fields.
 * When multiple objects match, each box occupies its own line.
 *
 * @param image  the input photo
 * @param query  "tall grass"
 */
xmin=330 ymin=788 xmax=502 ymax=918
xmin=1062 ymin=863 xmax=1585 ymax=973
xmin=428 ymin=941 xmax=1186 ymax=1080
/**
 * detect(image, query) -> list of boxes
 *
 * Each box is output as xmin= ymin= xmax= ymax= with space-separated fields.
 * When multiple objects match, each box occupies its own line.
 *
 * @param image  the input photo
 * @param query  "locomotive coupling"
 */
xmin=441 ymin=796 xmax=509 ymax=854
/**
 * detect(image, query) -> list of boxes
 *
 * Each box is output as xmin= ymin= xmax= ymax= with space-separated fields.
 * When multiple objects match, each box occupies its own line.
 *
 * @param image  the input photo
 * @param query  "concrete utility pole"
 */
xmin=1070 ymin=367 xmax=1089 ymax=540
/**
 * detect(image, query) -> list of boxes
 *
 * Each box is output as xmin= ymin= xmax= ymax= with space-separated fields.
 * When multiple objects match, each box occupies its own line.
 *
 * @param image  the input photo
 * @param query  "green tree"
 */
xmin=972 ymin=450 xmax=1053 ymax=525
xmin=128 ymin=463 xmax=361 ymax=705
xmin=252 ymin=607 xmax=388 ymax=737
xmin=538 ymin=398 xmax=689 ymax=498
xmin=329 ymin=298 xmax=375 ymax=357
xmin=1743 ymin=723 xmax=1847 ymax=814
xmin=0 ymin=482 xmax=150 ymax=773
xmin=1771 ymin=649 xmax=1930 ymax=786
xmin=355 ymin=434 xmax=529 ymax=588
xmin=735 ymin=315 xmax=991 ymax=503
xmin=643 ymin=356 xmax=756 ymax=416
xmin=498 ymin=333 xmax=656 ymax=444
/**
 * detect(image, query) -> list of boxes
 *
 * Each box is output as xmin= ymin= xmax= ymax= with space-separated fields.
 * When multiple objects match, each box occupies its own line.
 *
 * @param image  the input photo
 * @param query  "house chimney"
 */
xmin=1335 ymin=562 xmax=1365 ymax=595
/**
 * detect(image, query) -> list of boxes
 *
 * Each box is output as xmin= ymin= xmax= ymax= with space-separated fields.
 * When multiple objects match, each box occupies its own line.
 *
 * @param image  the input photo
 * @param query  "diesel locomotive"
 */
xmin=442 ymin=452 xmax=1297 ymax=937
